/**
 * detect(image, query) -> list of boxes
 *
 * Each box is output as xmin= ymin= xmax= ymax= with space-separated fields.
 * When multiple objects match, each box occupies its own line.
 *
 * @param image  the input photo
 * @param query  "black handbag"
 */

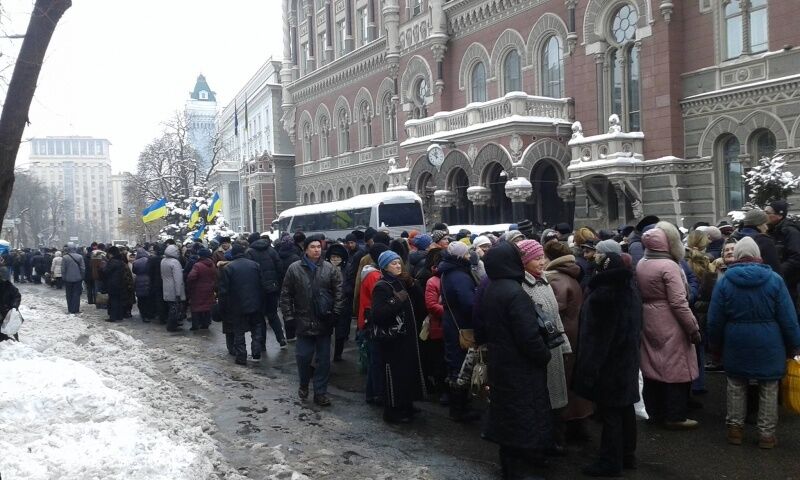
xmin=370 ymin=280 xmax=408 ymax=340
xmin=534 ymin=304 xmax=565 ymax=350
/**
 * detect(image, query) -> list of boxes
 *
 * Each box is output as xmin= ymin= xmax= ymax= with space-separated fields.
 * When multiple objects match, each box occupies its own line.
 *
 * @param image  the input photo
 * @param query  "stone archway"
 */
xmin=447 ymin=167 xmax=473 ymax=225
xmin=484 ymin=162 xmax=513 ymax=223
xmin=530 ymin=159 xmax=566 ymax=228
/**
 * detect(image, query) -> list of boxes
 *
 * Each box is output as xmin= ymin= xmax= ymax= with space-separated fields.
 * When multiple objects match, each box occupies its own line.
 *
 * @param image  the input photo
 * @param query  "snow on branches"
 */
xmin=745 ymin=155 xmax=800 ymax=207
xmin=158 ymin=184 xmax=234 ymax=243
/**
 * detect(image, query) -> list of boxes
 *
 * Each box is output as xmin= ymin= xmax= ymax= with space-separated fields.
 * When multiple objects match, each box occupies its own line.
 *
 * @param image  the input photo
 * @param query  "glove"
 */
xmin=690 ymin=330 xmax=702 ymax=345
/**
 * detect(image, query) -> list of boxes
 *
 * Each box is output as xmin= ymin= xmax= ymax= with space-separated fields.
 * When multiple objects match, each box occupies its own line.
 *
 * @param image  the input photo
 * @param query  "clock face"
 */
xmin=427 ymin=144 xmax=444 ymax=167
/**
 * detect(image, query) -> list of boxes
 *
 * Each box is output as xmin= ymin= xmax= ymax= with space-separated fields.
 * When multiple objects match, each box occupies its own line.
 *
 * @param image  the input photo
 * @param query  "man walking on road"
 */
xmin=280 ymin=234 xmax=343 ymax=406
xmin=219 ymin=243 xmax=264 ymax=366
xmin=61 ymin=243 xmax=85 ymax=314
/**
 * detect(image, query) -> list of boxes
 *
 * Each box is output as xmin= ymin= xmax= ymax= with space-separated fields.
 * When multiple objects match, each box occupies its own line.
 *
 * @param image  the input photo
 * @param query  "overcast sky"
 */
xmin=1 ymin=0 xmax=284 ymax=173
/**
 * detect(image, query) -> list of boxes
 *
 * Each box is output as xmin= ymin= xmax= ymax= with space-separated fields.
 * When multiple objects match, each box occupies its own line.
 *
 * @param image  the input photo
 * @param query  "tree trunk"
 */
xmin=0 ymin=0 xmax=72 ymax=225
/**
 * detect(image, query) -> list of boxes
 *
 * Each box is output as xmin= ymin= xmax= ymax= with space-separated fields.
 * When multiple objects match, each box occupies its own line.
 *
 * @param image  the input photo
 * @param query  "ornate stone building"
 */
xmin=186 ymin=74 xmax=218 ymax=176
xmin=281 ymin=0 xmax=800 ymax=230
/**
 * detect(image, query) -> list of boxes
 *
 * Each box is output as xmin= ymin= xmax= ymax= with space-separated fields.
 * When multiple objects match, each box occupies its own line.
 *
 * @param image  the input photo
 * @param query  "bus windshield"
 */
xmin=378 ymin=202 xmax=423 ymax=227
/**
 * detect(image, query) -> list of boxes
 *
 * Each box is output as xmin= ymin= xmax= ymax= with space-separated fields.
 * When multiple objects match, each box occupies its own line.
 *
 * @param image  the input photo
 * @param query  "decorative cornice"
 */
xmin=445 ymin=0 xmax=546 ymax=39
xmin=287 ymin=38 xmax=388 ymax=104
xmin=680 ymin=75 xmax=800 ymax=117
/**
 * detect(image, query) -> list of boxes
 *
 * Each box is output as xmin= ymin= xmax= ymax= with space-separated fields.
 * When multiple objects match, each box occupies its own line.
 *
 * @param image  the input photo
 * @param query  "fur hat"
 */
xmin=636 ymin=215 xmax=660 ymax=233
xmin=734 ymin=236 xmax=761 ymax=261
xmin=517 ymin=239 xmax=544 ymax=265
xmin=656 ymin=221 xmax=685 ymax=263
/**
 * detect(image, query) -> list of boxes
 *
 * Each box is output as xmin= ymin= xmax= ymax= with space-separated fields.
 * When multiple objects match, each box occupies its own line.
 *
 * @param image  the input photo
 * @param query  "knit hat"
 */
xmin=769 ymin=200 xmax=789 ymax=217
xmin=431 ymin=230 xmax=448 ymax=244
xmin=704 ymin=226 xmax=723 ymax=241
xmin=345 ymin=233 xmax=358 ymax=243
xmin=373 ymin=232 xmax=391 ymax=246
xmin=231 ymin=243 xmax=246 ymax=256
xmin=596 ymin=252 xmax=626 ymax=272
xmin=447 ymin=241 xmax=469 ymax=258
xmin=540 ymin=229 xmax=559 ymax=245
xmin=198 ymin=248 xmax=212 ymax=258
xmin=596 ymin=239 xmax=622 ymax=255
xmin=743 ymin=208 xmax=769 ymax=227
xmin=303 ymin=233 xmax=325 ymax=250
xmin=502 ymin=230 xmax=524 ymax=243
xmin=369 ymin=243 xmax=389 ymax=264
xmin=473 ymin=235 xmax=491 ymax=249
xmin=364 ymin=227 xmax=378 ymax=241
xmin=247 ymin=232 xmax=261 ymax=244
xmin=598 ymin=229 xmax=615 ymax=241
xmin=412 ymin=234 xmax=433 ymax=251
xmin=378 ymin=250 xmax=401 ymax=270
xmin=517 ymin=239 xmax=544 ymax=265
xmin=734 ymin=236 xmax=761 ymax=260
xmin=517 ymin=219 xmax=534 ymax=237
xmin=555 ymin=223 xmax=572 ymax=235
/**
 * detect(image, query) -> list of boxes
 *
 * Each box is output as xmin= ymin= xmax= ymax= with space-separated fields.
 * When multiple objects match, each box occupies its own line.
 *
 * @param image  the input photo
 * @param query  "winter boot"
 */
xmin=727 ymin=425 xmax=744 ymax=445
xmin=449 ymin=386 xmax=480 ymax=423
xmin=500 ymin=447 xmax=544 ymax=480
xmin=333 ymin=337 xmax=345 ymax=362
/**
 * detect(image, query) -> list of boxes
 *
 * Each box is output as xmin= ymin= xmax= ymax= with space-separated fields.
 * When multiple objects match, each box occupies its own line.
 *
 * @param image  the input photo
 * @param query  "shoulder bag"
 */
xmin=533 ymin=303 xmax=565 ymax=350
xmin=441 ymin=274 xmax=477 ymax=350
xmin=370 ymin=280 xmax=408 ymax=340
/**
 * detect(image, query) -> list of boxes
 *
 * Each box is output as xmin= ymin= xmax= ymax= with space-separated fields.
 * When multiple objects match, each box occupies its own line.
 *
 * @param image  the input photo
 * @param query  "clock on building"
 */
xmin=427 ymin=144 xmax=445 ymax=168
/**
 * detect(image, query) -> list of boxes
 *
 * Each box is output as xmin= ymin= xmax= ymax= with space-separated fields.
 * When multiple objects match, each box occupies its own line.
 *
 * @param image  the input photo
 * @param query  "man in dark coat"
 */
xmin=246 ymin=233 xmax=287 ymax=350
xmin=84 ymin=244 xmax=96 ymax=303
xmin=31 ymin=250 xmax=45 ymax=284
xmin=478 ymin=242 xmax=551 ymax=480
xmin=102 ymin=246 xmax=127 ymax=322
xmin=219 ymin=243 xmax=263 ymax=366
xmin=146 ymin=245 xmax=168 ymax=324
xmin=732 ymin=208 xmax=781 ymax=273
xmin=61 ymin=243 xmax=85 ymax=314
xmin=132 ymin=248 xmax=153 ymax=321
xmin=573 ymin=253 xmax=642 ymax=477
xmin=766 ymin=200 xmax=800 ymax=306
xmin=326 ymin=243 xmax=350 ymax=361
xmin=280 ymin=234 xmax=343 ymax=406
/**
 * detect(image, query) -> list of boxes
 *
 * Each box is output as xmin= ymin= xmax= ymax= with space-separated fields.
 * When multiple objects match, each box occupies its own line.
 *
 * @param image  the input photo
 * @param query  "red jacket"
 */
xmin=187 ymin=258 xmax=217 ymax=313
xmin=424 ymin=275 xmax=444 ymax=340
xmin=357 ymin=267 xmax=381 ymax=330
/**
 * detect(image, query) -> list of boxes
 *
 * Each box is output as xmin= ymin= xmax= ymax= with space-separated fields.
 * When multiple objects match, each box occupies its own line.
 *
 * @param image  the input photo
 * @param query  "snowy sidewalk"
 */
xmin=0 ymin=296 xmax=292 ymax=480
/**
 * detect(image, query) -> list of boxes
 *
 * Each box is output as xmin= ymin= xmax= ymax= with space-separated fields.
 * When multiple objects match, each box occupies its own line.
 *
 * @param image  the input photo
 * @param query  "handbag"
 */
xmin=419 ymin=316 xmax=431 ymax=341
xmin=533 ymin=303 xmax=565 ymax=350
xmin=441 ymin=275 xmax=476 ymax=350
xmin=370 ymin=280 xmax=408 ymax=340
xmin=1 ymin=308 xmax=24 ymax=336
xmin=782 ymin=358 xmax=800 ymax=415
xmin=95 ymin=292 xmax=109 ymax=306
xmin=469 ymin=347 xmax=489 ymax=400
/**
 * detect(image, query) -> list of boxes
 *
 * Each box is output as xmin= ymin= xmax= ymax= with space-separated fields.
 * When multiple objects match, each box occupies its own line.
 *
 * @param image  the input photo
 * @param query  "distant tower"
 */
xmin=186 ymin=74 xmax=218 ymax=177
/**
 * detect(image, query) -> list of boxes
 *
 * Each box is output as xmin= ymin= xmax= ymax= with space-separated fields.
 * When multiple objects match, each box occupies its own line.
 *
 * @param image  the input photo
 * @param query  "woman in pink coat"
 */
xmin=636 ymin=221 xmax=701 ymax=430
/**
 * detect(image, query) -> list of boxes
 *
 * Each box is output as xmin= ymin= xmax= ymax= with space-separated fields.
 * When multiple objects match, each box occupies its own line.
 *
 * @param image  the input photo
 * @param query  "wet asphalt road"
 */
xmin=23 ymin=284 xmax=800 ymax=480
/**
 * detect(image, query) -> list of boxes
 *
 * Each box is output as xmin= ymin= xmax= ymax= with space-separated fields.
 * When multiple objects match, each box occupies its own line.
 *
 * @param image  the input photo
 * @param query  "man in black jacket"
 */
xmin=280 ymin=234 xmax=343 ymax=406
xmin=766 ymin=200 xmax=800 ymax=307
xmin=146 ymin=244 xmax=168 ymax=324
xmin=246 ymin=232 xmax=287 ymax=352
xmin=220 ymin=243 xmax=264 ymax=366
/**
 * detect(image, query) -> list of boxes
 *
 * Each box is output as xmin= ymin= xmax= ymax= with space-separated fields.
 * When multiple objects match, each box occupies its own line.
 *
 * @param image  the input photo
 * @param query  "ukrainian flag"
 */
xmin=188 ymin=202 xmax=200 ymax=229
xmin=207 ymin=192 xmax=221 ymax=222
xmin=193 ymin=224 xmax=207 ymax=240
xmin=142 ymin=198 xmax=168 ymax=223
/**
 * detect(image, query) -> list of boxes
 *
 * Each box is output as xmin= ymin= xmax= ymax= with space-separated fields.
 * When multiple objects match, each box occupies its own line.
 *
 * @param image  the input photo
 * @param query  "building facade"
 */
xmin=208 ymin=59 xmax=296 ymax=233
xmin=186 ymin=74 xmax=218 ymax=176
xmin=280 ymin=0 xmax=800 ymax=230
xmin=28 ymin=136 xmax=115 ymax=242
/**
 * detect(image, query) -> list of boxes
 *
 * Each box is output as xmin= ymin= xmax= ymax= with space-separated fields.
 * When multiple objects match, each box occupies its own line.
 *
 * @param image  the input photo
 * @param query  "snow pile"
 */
xmin=0 ymin=303 xmax=246 ymax=480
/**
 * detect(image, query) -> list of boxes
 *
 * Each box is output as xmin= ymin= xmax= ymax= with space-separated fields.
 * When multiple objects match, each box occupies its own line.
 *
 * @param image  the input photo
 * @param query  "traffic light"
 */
xmin=117 ymin=208 xmax=122 ymax=215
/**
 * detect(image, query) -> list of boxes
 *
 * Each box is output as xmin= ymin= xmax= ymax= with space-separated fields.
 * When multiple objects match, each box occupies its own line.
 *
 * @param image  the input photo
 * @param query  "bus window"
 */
xmin=277 ymin=217 xmax=291 ymax=233
xmin=378 ymin=202 xmax=423 ymax=227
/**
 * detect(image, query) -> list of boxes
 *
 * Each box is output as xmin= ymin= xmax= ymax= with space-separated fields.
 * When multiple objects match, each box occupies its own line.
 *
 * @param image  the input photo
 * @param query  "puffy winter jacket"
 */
xmin=102 ymin=257 xmax=126 ymax=296
xmin=161 ymin=245 xmax=186 ymax=302
xmin=60 ymin=248 xmax=85 ymax=283
xmin=131 ymin=249 xmax=151 ymax=297
xmin=245 ymin=239 xmax=284 ymax=294
xmin=733 ymin=228 xmax=781 ymax=273
xmin=357 ymin=265 xmax=381 ymax=330
xmin=218 ymin=254 xmax=262 ymax=317
xmin=708 ymin=262 xmax=800 ymax=381
xmin=438 ymin=253 xmax=477 ymax=330
xmin=423 ymin=274 xmax=444 ymax=340
xmin=280 ymin=256 xmax=343 ymax=337
xmin=50 ymin=252 xmax=63 ymax=278
xmin=187 ymin=257 xmax=217 ymax=313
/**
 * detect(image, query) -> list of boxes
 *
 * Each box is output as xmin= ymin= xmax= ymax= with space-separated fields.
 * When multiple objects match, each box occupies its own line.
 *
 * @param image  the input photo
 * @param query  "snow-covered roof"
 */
xmin=278 ymin=191 xmax=423 ymax=218
xmin=447 ymin=224 xmax=512 ymax=234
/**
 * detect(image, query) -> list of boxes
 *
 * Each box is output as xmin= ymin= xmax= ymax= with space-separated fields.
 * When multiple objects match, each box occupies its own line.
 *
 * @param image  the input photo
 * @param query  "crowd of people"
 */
xmin=3 ymin=199 xmax=800 ymax=479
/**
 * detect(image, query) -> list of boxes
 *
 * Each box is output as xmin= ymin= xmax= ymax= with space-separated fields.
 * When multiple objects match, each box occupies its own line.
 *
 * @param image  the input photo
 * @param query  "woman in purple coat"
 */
xmin=636 ymin=221 xmax=701 ymax=430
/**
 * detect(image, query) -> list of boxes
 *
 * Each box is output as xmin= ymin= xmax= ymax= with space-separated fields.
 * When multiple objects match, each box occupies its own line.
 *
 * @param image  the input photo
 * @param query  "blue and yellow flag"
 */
xmin=206 ymin=192 xmax=221 ymax=222
xmin=193 ymin=224 xmax=207 ymax=241
xmin=142 ymin=198 xmax=168 ymax=223
xmin=188 ymin=202 xmax=200 ymax=229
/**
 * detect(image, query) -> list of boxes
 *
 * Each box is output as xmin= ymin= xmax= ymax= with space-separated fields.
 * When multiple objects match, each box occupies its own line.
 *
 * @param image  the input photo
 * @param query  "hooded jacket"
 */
xmin=131 ymin=248 xmax=151 ymax=297
xmin=50 ymin=251 xmax=63 ymax=278
xmin=245 ymin=238 xmax=284 ymax=294
xmin=636 ymin=227 xmax=699 ymax=383
xmin=479 ymin=242 xmax=552 ymax=450
xmin=438 ymin=252 xmax=477 ymax=330
xmin=708 ymin=262 xmax=800 ymax=380
xmin=186 ymin=257 xmax=217 ymax=313
xmin=160 ymin=245 xmax=186 ymax=302
xmin=732 ymin=227 xmax=781 ymax=273
xmin=61 ymin=247 xmax=85 ymax=283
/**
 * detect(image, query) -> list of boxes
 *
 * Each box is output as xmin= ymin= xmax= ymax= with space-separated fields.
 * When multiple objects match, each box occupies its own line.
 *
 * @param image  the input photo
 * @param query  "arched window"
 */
xmin=382 ymin=92 xmax=397 ymax=143
xmin=412 ymin=78 xmax=428 ymax=119
xmin=755 ymin=130 xmax=776 ymax=160
xmin=541 ymin=36 xmax=563 ymax=98
xmin=470 ymin=62 xmax=487 ymax=103
xmin=338 ymin=188 xmax=345 ymax=200
xmin=337 ymin=109 xmax=350 ymax=153
xmin=310 ymin=192 xmax=316 ymax=204
xmin=302 ymin=123 xmax=313 ymax=163
xmin=303 ymin=193 xmax=309 ymax=204
xmin=359 ymin=101 xmax=372 ymax=148
xmin=318 ymin=116 xmax=330 ymax=158
xmin=347 ymin=186 xmax=354 ymax=198
xmin=721 ymin=136 xmax=744 ymax=211
xmin=382 ymin=181 xmax=389 ymax=192
xmin=503 ymin=50 xmax=522 ymax=93
xmin=359 ymin=185 xmax=367 ymax=195
xmin=606 ymin=5 xmax=641 ymax=131
xmin=367 ymin=184 xmax=376 ymax=194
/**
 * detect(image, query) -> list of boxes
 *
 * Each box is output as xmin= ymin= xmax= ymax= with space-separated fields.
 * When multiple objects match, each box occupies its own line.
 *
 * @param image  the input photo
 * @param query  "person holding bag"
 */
xmin=0 ymin=267 xmax=22 ymax=342
xmin=371 ymin=250 xmax=426 ymax=424
xmin=439 ymin=241 xmax=480 ymax=422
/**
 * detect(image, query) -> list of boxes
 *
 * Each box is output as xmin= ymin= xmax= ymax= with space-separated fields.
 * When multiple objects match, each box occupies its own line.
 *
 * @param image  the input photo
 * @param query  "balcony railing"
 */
xmin=295 ymin=143 xmax=395 ymax=177
xmin=403 ymin=92 xmax=573 ymax=143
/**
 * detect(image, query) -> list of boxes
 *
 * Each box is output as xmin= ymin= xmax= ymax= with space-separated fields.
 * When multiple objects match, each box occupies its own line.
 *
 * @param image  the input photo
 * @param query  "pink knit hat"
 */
xmin=517 ymin=239 xmax=544 ymax=265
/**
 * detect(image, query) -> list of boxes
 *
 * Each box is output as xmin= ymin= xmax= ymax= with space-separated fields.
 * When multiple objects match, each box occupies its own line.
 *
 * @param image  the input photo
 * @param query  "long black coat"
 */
xmin=246 ymin=239 xmax=284 ymax=293
xmin=371 ymin=274 xmax=426 ymax=407
xmin=479 ymin=242 xmax=552 ymax=450
xmin=573 ymin=267 xmax=642 ymax=407
xmin=102 ymin=258 xmax=126 ymax=297
xmin=218 ymin=255 xmax=262 ymax=317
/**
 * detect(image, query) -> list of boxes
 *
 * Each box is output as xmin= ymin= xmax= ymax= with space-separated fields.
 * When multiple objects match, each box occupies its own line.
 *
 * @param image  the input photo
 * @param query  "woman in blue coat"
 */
xmin=708 ymin=236 xmax=800 ymax=449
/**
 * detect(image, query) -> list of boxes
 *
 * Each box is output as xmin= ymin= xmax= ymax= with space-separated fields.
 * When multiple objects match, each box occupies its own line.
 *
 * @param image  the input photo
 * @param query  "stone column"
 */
xmin=305 ymin=3 xmax=316 ymax=72
xmin=383 ymin=0 xmax=401 ymax=65
xmin=467 ymin=186 xmax=491 ymax=225
xmin=325 ymin=0 xmax=334 ymax=62
xmin=367 ymin=0 xmax=377 ymax=42
xmin=505 ymin=177 xmax=532 ymax=222
xmin=434 ymin=190 xmax=456 ymax=225
xmin=565 ymin=0 xmax=578 ymax=54
xmin=344 ymin=0 xmax=355 ymax=52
